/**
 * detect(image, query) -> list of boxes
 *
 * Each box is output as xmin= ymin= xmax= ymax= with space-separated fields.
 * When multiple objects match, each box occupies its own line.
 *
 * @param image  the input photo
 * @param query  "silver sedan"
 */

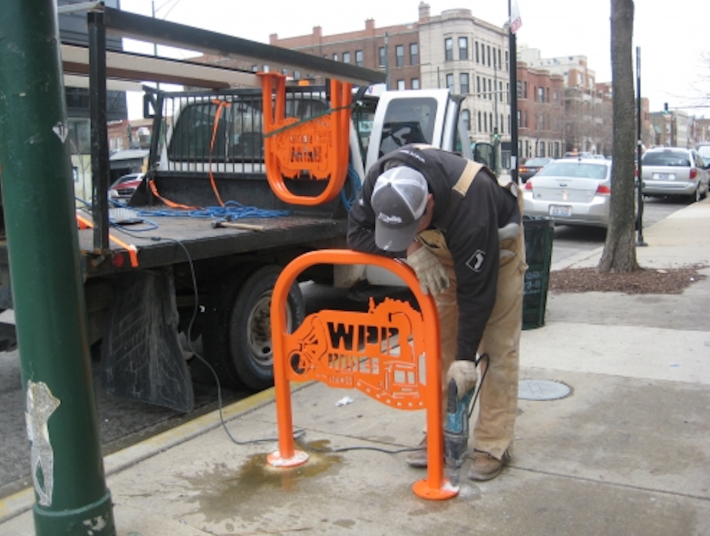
xmin=522 ymin=159 xmax=612 ymax=228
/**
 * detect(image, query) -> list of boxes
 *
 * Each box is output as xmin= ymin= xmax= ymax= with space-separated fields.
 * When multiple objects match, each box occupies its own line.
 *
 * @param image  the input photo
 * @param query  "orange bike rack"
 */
xmin=269 ymin=249 xmax=458 ymax=500
xmin=258 ymin=73 xmax=352 ymax=206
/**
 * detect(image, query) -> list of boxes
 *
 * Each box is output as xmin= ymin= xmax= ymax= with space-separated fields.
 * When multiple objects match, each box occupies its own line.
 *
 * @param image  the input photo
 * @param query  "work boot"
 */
xmin=467 ymin=450 xmax=511 ymax=481
xmin=405 ymin=436 xmax=428 ymax=468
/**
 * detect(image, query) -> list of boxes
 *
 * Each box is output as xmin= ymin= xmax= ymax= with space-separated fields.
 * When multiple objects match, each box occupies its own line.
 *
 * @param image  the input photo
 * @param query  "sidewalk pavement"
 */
xmin=2 ymin=200 xmax=709 ymax=536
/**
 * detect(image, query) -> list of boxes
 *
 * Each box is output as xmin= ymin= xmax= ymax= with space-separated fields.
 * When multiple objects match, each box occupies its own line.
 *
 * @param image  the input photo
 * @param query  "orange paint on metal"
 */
xmin=270 ymin=250 xmax=458 ymax=500
xmin=258 ymin=73 xmax=352 ymax=206
xmin=75 ymin=212 xmax=139 ymax=268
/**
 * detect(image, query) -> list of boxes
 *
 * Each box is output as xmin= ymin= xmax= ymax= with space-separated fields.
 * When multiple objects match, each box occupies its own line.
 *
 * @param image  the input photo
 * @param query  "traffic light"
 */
xmin=663 ymin=102 xmax=669 ymax=114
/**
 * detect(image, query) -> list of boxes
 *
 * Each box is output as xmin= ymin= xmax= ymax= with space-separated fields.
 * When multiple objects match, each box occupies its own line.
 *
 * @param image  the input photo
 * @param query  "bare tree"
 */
xmin=598 ymin=0 xmax=639 ymax=273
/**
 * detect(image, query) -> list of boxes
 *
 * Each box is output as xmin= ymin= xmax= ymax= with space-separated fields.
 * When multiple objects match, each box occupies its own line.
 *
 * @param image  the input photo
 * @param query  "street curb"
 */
xmin=550 ymin=246 xmax=603 ymax=272
xmin=0 ymin=382 xmax=304 ymax=524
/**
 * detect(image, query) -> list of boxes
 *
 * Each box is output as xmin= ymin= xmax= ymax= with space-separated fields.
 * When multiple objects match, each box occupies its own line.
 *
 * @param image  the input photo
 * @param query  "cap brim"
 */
xmin=375 ymin=218 xmax=420 ymax=252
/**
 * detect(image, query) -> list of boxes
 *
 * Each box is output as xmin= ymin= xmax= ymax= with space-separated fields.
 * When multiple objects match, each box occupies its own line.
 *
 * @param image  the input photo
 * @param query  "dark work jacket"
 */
xmin=347 ymin=144 xmax=521 ymax=361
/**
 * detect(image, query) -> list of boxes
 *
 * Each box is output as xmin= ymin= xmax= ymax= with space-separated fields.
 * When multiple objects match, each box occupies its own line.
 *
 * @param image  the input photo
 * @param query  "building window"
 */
xmin=486 ymin=45 xmax=491 ymax=66
xmin=478 ymin=111 xmax=482 ymax=132
xmin=487 ymin=79 xmax=492 ymax=100
xmin=460 ymin=73 xmax=470 ymax=94
xmin=445 ymin=37 xmax=453 ymax=61
xmin=397 ymin=79 xmax=406 ymax=90
xmin=506 ymin=82 xmax=510 ymax=103
xmin=523 ymin=81 xmax=528 ymax=99
xmin=483 ymin=112 xmax=488 ymax=133
xmin=343 ymin=52 xmax=351 ymax=64
xmin=505 ymin=51 xmax=509 ymax=70
xmin=410 ymin=43 xmax=419 ymax=65
xmin=500 ymin=114 xmax=504 ymax=134
xmin=489 ymin=113 xmax=494 ymax=132
xmin=498 ymin=49 xmax=502 ymax=70
xmin=499 ymin=81 xmax=503 ymax=101
xmin=458 ymin=37 xmax=468 ymax=60
xmin=538 ymin=86 xmax=544 ymax=103
xmin=461 ymin=109 xmax=471 ymax=132
xmin=379 ymin=47 xmax=386 ymax=67
xmin=553 ymin=90 xmax=559 ymax=102
xmin=476 ymin=76 xmax=481 ymax=97
xmin=333 ymin=53 xmax=338 ymax=62
xmin=475 ymin=42 xmax=479 ymax=63
xmin=355 ymin=50 xmax=363 ymax=67
xmin=446 ymin=73 xmax=454 ymax=92
xmin=396 ymin=45 xmax=404 ymax=67
xmin=411 ymin=77 xmax=420 ymax=89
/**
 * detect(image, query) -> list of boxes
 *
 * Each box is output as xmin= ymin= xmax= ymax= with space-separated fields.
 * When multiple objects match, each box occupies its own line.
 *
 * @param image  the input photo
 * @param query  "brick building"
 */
xmin=516 ymin=63 xmax=565 ymax=159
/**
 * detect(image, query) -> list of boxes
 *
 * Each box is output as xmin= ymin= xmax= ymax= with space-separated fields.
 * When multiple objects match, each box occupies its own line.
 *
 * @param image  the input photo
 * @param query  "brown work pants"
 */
xmin=418 ymin=204 xmax=527 ymax=460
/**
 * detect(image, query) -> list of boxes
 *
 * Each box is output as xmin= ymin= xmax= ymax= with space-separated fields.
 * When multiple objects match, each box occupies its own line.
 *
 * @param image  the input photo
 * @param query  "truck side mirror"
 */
xmin=471 ymin=142 xmax=496 ymax=171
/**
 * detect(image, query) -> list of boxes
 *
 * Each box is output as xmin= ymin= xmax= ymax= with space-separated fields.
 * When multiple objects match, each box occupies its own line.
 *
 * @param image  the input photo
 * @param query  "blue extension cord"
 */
xmin=340 ymin=163 xmax=362 ymax=212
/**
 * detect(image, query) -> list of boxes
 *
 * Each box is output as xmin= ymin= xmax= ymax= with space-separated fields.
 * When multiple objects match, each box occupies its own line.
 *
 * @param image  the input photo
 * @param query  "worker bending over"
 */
xmin=347 ymin=144 xmax=526 ymax=481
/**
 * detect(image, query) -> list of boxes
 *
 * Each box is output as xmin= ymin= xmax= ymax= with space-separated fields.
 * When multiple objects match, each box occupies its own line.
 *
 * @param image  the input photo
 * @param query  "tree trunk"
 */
xmin=598 ymin=0 xmax=639 ymax=273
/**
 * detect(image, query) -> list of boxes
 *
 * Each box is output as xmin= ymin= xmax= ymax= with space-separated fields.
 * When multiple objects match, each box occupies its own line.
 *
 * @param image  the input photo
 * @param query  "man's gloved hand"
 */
xmin=446 ymin=361 xmax=478 ymax=399
xmin=406 ymin=246 xmax=450 ymax=295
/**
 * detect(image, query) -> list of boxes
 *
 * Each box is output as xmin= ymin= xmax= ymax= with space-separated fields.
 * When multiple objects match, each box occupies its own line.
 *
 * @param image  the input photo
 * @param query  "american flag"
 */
xmin=510 ymin=0 xmax=523 ymax=33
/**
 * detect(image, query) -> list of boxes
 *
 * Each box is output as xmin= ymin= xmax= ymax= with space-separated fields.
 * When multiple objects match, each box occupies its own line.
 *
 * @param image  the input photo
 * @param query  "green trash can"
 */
xmin=522 ymin=217 xmax=554 ymax=330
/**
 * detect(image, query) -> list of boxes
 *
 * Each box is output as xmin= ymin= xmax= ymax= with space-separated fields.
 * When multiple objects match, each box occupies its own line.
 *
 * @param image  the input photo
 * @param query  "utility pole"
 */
xmin=0 ymin=2 xmax=116 ymax=534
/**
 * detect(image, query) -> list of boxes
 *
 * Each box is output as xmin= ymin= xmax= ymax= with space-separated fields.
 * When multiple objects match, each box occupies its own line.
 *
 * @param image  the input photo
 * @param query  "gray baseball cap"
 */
xmin=371 ymin=166 xmax=428 ymax=251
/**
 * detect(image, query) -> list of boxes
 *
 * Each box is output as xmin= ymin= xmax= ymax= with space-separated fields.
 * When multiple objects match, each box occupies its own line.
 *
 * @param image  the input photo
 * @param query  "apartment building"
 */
xmin=270 ymin=3 xmax=516 ymax=153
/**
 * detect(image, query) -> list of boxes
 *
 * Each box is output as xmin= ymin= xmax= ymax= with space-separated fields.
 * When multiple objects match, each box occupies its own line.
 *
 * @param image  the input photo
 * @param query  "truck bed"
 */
xmin=76 ymin=209 xmax=348 ymax=277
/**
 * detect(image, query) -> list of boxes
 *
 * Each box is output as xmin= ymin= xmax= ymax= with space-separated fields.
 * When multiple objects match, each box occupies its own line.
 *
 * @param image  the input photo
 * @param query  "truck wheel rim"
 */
xmin=247 ymin=291 xmax=292 ymax=367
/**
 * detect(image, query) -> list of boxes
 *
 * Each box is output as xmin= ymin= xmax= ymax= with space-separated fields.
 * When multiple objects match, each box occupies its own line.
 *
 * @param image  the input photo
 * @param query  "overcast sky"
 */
xmin=119 ymin=0 xmax=710 ymax=118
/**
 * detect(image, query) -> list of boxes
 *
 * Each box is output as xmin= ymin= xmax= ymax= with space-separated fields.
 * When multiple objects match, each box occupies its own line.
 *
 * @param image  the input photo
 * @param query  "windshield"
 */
xmin=536 ymin=161 xmax=609 ymax=179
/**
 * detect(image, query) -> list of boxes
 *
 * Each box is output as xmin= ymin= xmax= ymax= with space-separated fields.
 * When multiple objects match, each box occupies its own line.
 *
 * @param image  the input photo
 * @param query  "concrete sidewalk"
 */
xmin=2 ymin=200 xmax=710 ymax=535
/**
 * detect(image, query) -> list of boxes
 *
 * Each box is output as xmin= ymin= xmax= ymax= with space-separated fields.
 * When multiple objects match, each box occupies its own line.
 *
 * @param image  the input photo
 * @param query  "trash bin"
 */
xmin=522 ymin=217 xmax=554 ymax=330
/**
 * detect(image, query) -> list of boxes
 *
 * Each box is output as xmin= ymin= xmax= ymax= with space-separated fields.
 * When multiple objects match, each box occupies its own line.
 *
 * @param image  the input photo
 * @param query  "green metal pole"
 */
xmin=0 ymin=2 xmax=115 ymax=535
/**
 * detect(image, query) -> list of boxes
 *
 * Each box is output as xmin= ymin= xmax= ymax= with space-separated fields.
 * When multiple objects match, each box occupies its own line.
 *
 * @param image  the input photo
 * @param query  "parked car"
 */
xmin=518 ymin=157 xmax=553 ymax=183
xmin=109 ymin=173 xmax=144 ymax=202
xmin=641 ymin=147 xmax=709 ymax=202
xmin=697 ymin=143 xmax=710 ymax=164
xmin=522 ymin=158 xmax=613 ymax=228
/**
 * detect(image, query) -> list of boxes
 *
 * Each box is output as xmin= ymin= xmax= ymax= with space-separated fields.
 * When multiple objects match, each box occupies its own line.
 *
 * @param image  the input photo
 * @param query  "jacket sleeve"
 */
xmin=445 ymin=184 xmax=502 ymax=362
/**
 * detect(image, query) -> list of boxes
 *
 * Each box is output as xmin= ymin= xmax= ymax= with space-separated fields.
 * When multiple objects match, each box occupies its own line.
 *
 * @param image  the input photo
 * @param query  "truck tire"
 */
xmin=203 ymin=264 xmax=304 ymax=391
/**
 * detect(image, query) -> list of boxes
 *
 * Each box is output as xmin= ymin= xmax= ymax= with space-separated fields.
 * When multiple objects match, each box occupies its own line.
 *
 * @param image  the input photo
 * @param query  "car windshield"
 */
xmin=536 ymin=162 xmax=608 ymax=179
xmin=642 ymin=151 xmax=690 ymax=167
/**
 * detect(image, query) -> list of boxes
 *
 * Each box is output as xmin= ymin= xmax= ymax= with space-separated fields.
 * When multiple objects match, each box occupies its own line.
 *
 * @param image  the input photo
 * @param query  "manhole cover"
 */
xmin=518 ymin=379 xmax=571 ymax=401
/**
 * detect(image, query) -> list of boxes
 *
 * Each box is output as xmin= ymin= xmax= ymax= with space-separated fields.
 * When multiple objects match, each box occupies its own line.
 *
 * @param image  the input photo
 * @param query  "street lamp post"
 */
xmin=635 ymin=46 xmax=647 ymax=247
xmin=508 ymin=0 xmax=519 ymax=183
